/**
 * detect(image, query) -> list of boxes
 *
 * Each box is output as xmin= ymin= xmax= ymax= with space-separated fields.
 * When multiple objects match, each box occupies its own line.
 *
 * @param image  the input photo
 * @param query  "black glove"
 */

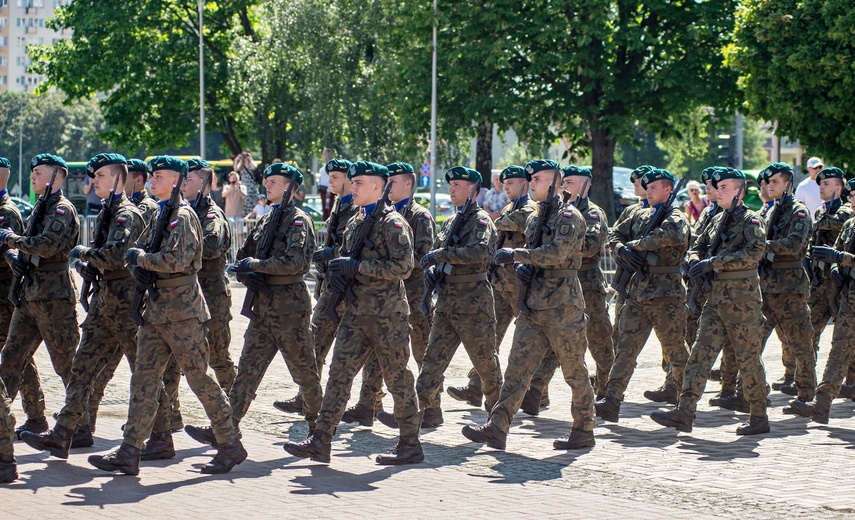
xmin=125 ymin=247 xmax=144 ymax=266
xmin=617 ymin=245 xmax=646 ymax=271
xmin=230 ymin=257 xmax=255 ymax=273
xmin=688 ymin=258 xmax=714 ymax=278
xmin=514 ymin=263 xmax=534 ymax=285
xmin=328 ymin=273 xmax=349 ymax=293
xmin=131 ymin=267 xmax=155 ymax=286
xmin=831 ymin=266 xmax=846 ymax=288
xmin=5 ymin=250 xmax=23 ymax=278
xmin=420 ymin=249 xmax=440 ymax=270
xmin=69 ymin=245 xmax=90 ymax=260
xmin=0 ymin=228 xmax=17 ymax=247
xmin=329 ymin=257 xmax=360 ymax=279
xmin=312 ymin=246 xmax=337 ymax=263
xmin=423 ymin=266 xmax=438 ymax=288
xmin=812 ymin=246 xmax=844 ymax=264
xmin=75 ymin=261 xmax=100 ymax=283
xmin=237 ymin=272 xmax=267 ymax=291
xmin=494 ymin=248 xmax=515 ymax=265
xmin=315 ymin=260 xmax=328 ymax=276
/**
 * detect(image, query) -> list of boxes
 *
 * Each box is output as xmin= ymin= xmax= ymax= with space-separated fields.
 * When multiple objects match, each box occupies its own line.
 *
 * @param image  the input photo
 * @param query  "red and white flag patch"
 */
xmin=394 ymin=221 xmax=403 ymax=228
xmin=206 ymin=212 xmax=216 ymax=219
xmin=751 ymin=218 xmax=760 ymax=225
xmin=169 ymin=220 xmax=179 ymax=229
xmin=563 ymin=211 xmax=573 ymax=218
xmin=0 ymin=216 xmax=5 ymax=223
xmin=55 ymin=208 xmax=65 ymax=216
xmin=294 ymin=220 xmax=304 ymax=227
xmin=796 ymin=211 xmax=806 ymax=219
xmin=478 ymin=219 xmax=488 ymax=226
xmin=117 ymin=216 xmax=127 ymax=223
xmin=588 ymin=212 xmax=598 ymax=219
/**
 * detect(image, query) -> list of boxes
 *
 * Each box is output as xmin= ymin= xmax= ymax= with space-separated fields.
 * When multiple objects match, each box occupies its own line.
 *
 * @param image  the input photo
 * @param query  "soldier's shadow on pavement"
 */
xmin=285 ymin=463 xmax=406 ymax=495
xmin=672 ymin=417 xmax=812 ymax=462
xmin=466 ymin=450 xmax=588 ymax=485
xmin=5 ymin=454 xmax=100 ymax=492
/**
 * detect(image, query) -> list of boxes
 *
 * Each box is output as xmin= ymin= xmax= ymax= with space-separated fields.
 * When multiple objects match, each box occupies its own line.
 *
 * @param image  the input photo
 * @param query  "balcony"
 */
xmin=25 ymin=25 xmax=36 ymax=34
xmin=26 ymin=7 xmax=37 ymax=15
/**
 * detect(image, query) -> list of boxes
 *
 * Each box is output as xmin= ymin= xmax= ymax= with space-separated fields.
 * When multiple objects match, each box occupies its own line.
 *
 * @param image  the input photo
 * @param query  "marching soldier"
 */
xmin=88 ymin=156 xmax=245 ymax=475
xmin=282 ymin=161 xmax=423 ymax=465
xmin=274 ymin=158 xmax=357 ymax=415
xmin=125 ymin=158 xmax=159 ymax=225
xmin=461 ymin=159 xmax=596 ymax=450
xmin=20 ymin=153 xmax=144 ymax=458
xmin=416 ymin=166 xmax=503 ymax=427
xmin=651 ymin=168 xmax=770 ymax=435
xmin=446 ymin=165 xmax=535 ymax=410
xmin=596 ymin=168 xmax=690 ymax=421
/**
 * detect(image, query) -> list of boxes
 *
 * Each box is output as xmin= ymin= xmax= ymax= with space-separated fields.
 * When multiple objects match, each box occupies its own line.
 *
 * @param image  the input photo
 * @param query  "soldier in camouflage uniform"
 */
xmin=416 ymin=166 xmax=503 ymax=427
xmin=652 ymin=169 xmax=770 ymax=435
xmin=0 ymin=154 xmax=80 ymax=441
xmin=282 ymin=161 xmax=423 ymax=465
xmin=595 ymin=169 xmax=690 ymax=422
xmin=274 ymin=158 xmax=357 ymax=416
xmin=462 ymin=159 xmax=596 ymax=450
xmin=445 ymin=165 xmax=534 ymax=410
xmin=185 ymin=163 xmax=322 ymax=447
xmin=524 ymin=166 xmax=612 ymax=412
xmin=20 ymin=154 xmax=144 ymax=459
xmin=842 ymin=177 xmax=855 ymax=393
xmin=342 ymin=162 xmax=437 ymax=428
xmin=88 ymin=156 xmax=245 ymax=476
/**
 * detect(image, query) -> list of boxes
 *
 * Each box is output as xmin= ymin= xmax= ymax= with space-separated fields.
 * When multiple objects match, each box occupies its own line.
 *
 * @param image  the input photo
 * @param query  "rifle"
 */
xmin=239 ymin=178 xmax=297 ymax=320
xmin=78 ymin=170 xmax=122 ymax=312
xmin=686 ymin=182 xmax=745 ymax=312
xmin=829 ymin=226 xmax=855 ymax=315
xmin=314 ymin=185 xmax=345 ymax=299
xmin=517 ymin=168 xmax=562 ymax=314
xmin=9 ymin=166 xmax=60 ymax=307
xmin=191 ymin=169 xmax=213 ymax=220
xmin=487 ymin=183 xmax=527 ymax=282
xmin=572 ymin=178 xmax=590 ymax=208
xmin=129 ymin=170 xmax=189 ymax=325
xmin=758 ymin=175 xmax=794 ymax=277
xmin=419 ymin=181 xmax=480 ymax=315
xmin=810 ymin=226 xmax=824 ymax=290
xmin=611 ymin=178 xmax=685 ymax=298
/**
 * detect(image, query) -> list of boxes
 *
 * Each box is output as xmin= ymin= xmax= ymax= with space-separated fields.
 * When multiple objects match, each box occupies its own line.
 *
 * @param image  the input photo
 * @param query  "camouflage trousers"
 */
xmin=88 ymin=336 xmax=135 ymax=426
xmin=679 ymin=297 xmax=768 ymax=416
xmin=815 ymin=289 xmax=855 ymax=410
xmin=464 ymin=287 xmax=516 ymax=390
xmin=0 ymin=300 xmax=79 ymax=416
xmin=0 ymin=297 xmax=41 ymax=421
xmin=605 ymin=296 xmax=689 ymax=400
xmin=356 ymin=293 xmax=432 ymax=411
xmin=0 ymin=377 xmax=14 ymax=458
xmin=490 ymin=307 xmax=596 ymax=432
xmin=311 ymin=289 xmax=343 ymax=370
xmin=761 ymin=292 xmax=816 ymax=400
xmin=229 ymin=311 xmax=322 ymax=425
xmin=416 ymin=310 xmax=502 ymax=412
xmin=808 ymin=276 xmax=837 ymax=354
xmin=124 ymin=318 xmax=239 ymax=449
xmin=687 ymin=290 xmax=738 ymax=393
xmin=530 ymin=288 xmax=614 ymax=397
xmin=201 ymin=283 xmax=236 ymax=392
xmin=316 ymin=312 xmax=420 ymax=437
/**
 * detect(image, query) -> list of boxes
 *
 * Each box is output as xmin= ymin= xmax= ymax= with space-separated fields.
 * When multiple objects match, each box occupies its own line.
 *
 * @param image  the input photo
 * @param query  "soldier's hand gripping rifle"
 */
xmin=325 ymin=181 xmax=393 ymax=323
xmin=314 ymin=184 xmax=345 ymax=299
xmin=686 ymin=182 xmax=744 ymax=312
xmin=758 ymin=175 xmax=793 ymax=278
xmin=9 ymin=166 xmax=60 ymax=307
xmin=828 ymin=232 xmax=855 ymax=315
xmin=420 ymin=181 xmax=480 ymax=315
xmin=129 ymin=170 xmax=188 ymax=326
xmin=516 ymin=167 xmax=562 ymax=314
xmin=610 ymin=178 xmax=684 ymax=298
xmin=809 ymin=226 xmax=824 ymax=290
xmin=237 ymin=178 xmax=297 ymax=320
xmin=78 ymin=170 xmax=122 ymax=311
xmin=487 ymin=183 xmax=528 ymax=283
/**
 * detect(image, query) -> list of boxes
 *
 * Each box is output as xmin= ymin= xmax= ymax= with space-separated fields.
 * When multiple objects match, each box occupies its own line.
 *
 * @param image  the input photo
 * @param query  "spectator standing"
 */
xmin=483 ymin=171 xmax=510 ymax=220
xmin=233 ymin=149 xmax=259 ymax=216
xmin=319 ymin=148 xmax=335 ymax=219
xmin=684 ymin=180 xmax=709 ymax=225
xmin=293 ymin=183 xmax=307 ymax=208
xmin=222 ymin=171 xmax=247 ymax=222
xmin=796 ymin=157 xmax=823 ymax=221
xmin=210 ymin=172 xmax=224 ymax=209
xmin=246 ymin=193 xmax=270 ymax=219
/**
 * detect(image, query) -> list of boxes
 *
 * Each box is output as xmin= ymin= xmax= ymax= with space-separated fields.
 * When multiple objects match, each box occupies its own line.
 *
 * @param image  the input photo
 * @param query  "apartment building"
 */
xmin=0 ymin=0 xmax=71 ymax=91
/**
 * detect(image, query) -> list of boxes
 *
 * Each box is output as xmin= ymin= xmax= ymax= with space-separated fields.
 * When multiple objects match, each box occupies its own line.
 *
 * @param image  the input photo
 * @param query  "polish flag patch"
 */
xmin=424 ymin=213 xmax=431 ymax=219
xmin=478 ymin=219 xmax=488 ymax=226
xmin=563 ymin=211 xmax=573 ymax=218
xmin=796 ymin=211 xmax=806 ymax=219
xmin=0 ymin=216 xmax=5 ymax=223
xmin=394 ymin=221 xmax=403 ymax=228
xmin=117 ymin=216 xmax=127 ymax=223
xmin=751 ymin=218 xmax=760 ymax=225
xmin=55 ymin=208 xmax=65 ymax=216
xmin=206 ymin=212 xmax=216 ymax=219
xmin=294 ymin=220 xmax=304 ymax=227
xmin=588 ymin=212 xmax=598 ymax=219
xmin=169 ymin=220 xmax=179 ymax=229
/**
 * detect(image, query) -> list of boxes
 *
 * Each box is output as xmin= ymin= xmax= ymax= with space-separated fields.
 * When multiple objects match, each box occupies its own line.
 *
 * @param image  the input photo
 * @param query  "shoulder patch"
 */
xmin=206 ymin=212 xmax=216 ymax=219
xmin=394 ymin=221 xmax=403 ymax=228
xmin=55 ymin=208 xmax=65 ymax=216
xmin=116 ymin=216 xmax=127 ymax=223
xmin=169 ymin=220 xmax=179 ymax=229
xmin=796 ymin=210 xmax=806 ymax=219
xmin=563 ymin=211 xmax=573 ymax=218
xmin=588 ymin=212 xmax=598 ymax=220
xmin=0 ymin=216 xmax=5 ymax=223
xmin=294 ymin=220 xmax=304 ymax=227
xmin=751 ymin=218 xmax=760 ymax=225
xmin=424 ymin=213 xmax=431 ymax=219
xmin=478 ymin=219 xmax=488 ymax=226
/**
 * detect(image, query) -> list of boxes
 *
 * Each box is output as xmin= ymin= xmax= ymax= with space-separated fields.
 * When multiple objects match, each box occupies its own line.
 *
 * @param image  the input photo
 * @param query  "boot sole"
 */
xmin=553 ymin=439 xmax=596 ymax=450
xmin=594 ymin=407 xmax=619 ymax=423
xmin=650 ymin=416 xmax=692 ymax=433
xmin=736 ymin=426 xmax=770 ymax=435
xmin=140 ymin=451 xmax=176 ymax=461
xmin=20 ymin=433 xmax=69 ymax=460
xmin=185 ymin=427 xmax=218 ymax=448
xmin=375 ymin=415 xmax=399 ymax=429
xmin=88 ymin=456 xmax=140 ymax=476
xmin=200 ymin=448 xmax=247 ymax=474
xmin=341 ymin=416 xmax=374 ymax=427
xmin=273 ymin=402 xmax=303 ymax=414
xmin=282 ymin=445 xmax=330 ymax=464
xmin=461 ymin=427 xmax=506 ymax=450
xmin=446 ymin=388 xmax=483 ymax=408
xmin=376 ymin=452 xmax=425 ymax=465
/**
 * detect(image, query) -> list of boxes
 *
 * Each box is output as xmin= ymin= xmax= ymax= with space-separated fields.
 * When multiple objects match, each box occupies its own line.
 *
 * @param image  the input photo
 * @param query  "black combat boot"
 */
xmin=709 ymin=389 xmax=736 ymax=407
xmin=282 ymin=429 xmax=332 ymax=463
xmin=787 ymin=400 xmax=829 ymax=424
xmin=838 ymin=384 xmax=855 ymax=400
xmin=72 ymin=425 xmax=94 ymax=449
xmin=736 ymin=415 xmax=770 ymax=435
xmin=421 ymin=408 xmax=443 ymax=428
xmin=650 ymin=407 xmax=694 ymax=433
xmin=461 ymin=422 xmax=506 ymax=450
xmin=374 ymin=410 xmax=399 ymax=429
xmin=273 ymin=394 xmax=303 ymax=415
xmin=88 ymin=443 xmax=141 ymax=475
xmin=140 ymin=432 xmax=175 ymax=461
xmin=643 ymin=384 xmax=678 ymax=405
xmin=716 ymin=392 xmax=751 ymax=413
xmin=520 ymin=388 xmax=544 ymax=416
xmin=446 ymin=385 xmax=483 ymax=408
xmin=594 ymin=396 xmax=621 ymax=422
xmin=15 ymin=416 xmax=48 ymax=440
xmin=709 ymin=368 xmax=722 ymax=382
xmin=778 ymin=381 xmax=798 ymax=397
xmin=341 ymin=403 xmax=374 ymax=427
xmin=20 ymin=424 xmax=73 ymax=459
xmin=201 ymin=439 xmax=247 ymax=474
xmin=540 ymin=389 xmax=550 ymax=409
xmin=0 ymin=455 xmax=17 ymax=484
xmin=375 ymin=435 xmax=425 ymax=465
xmin=771 ymin=374 xmax=794 ymax=391
xmin=184 ymin=425 xmax=218 ymax=447
xmin=553 ymin=428 xmax=595 ymax=450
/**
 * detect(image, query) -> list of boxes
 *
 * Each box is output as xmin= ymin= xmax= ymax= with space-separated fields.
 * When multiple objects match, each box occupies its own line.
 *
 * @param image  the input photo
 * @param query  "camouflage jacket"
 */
xmin=688 ymin=205 xmax=766 ymax=305
xmin=238 ymin=203 xmax=315 ymax=318
xmin=834 ymin=217 xmax=855 ymax=279
xmin=575 ymin=198 xmax=609 ymax=295
xmin=610 ymin=205 xmax=690 ymax=301
xmin=809 ymin=199 xmax=854 ymax=274
xmin=10 ymin=190 xmax=79 ymax=302
xmin=0 ymin=192 xmax=24 ymax=291
xmin=761 ymin=197 xmax=811 ymax=295
xmin=692 ymin=202 xmax=722 ymax=245
xmin=134 ymin=201 xmax=210 ymax=324
xmin=193 ymin=195 xmax=232 ymax=318
xmin=131 ymin=190 xmax=159 ymax=227
xmin=328 ymin=195 xmax=359 ymax=257
xmin=340 ymin=205 xmax=413 ymax=316
xmin=513 ymin=200 xmax=586 ymax=311
xmin=397 ymin=199 xmax=437 ymax=302
xmin=433 ymin=205 xmax=497 ymax=316
xmin=491 ymin=197 xmax=537 ymax=297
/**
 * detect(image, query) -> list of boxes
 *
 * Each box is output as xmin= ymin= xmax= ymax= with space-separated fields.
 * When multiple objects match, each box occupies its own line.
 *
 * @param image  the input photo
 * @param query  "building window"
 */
xmin=0 ymin=76 xmax=7 ymax=86
xmin=0 ymin=37 xmax=7 ymax=47
xmin=0 ymin=18 xmax=7 ymax=28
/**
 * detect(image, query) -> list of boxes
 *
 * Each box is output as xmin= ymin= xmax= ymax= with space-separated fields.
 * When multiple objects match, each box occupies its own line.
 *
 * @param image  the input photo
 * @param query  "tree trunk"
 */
xmin=590 ymin=127 xmax=617 ymax=222
xmin=476 ymin=117 xmax=493 ymax=188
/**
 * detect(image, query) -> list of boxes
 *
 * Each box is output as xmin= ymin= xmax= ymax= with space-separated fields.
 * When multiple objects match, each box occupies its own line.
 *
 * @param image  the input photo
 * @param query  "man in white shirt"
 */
xmin=795 ymin=157 xmax=823 ymax=220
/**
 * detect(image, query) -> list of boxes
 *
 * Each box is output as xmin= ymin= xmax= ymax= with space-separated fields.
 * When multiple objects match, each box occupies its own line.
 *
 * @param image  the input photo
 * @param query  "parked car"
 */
xmin=11 ymin=196 xmax=33 ymax=220
xmin=301 ymin=194 xmax=325 ymax=223
xmin=608 ymin=166 xmax=638 ymax=217
xmin=414 ymin=192 xmax=454 ymax=224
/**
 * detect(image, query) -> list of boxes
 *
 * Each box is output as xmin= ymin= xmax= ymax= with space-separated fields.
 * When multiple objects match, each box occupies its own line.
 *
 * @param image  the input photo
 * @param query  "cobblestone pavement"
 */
xmin=3 ymin=279 xmax=855 ymax=518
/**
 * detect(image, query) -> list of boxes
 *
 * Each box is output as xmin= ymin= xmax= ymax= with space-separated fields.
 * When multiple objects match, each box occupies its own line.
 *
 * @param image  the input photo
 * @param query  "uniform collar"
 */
xmin=0 ymin=189 xmax=8 ymax=199
xmin=823 ymin=198 xmax=841 ymax=213
xmin=514 ymin=195 xmax=529 ymax=205
xmin=709 ymin=201 xmax=718 ymax=211
xmin=45 ymin=189 xmax=62 ymax=202
xmin=640 ymin=199 xmax=649 ymax=208
xmin=394 ymin=198 xmax=409 ymax=212
xmin=651 ymin=201 xmax=666 ymax=211
xmin=765 ymin=200 xmax=774 ymax=209
xmin=361 ymin=202 xmax=377 ymax=217
xmin=573 ymin=196 xmax=588 ymax=210
xmin=775 ymin=195 xmax=793 ymax=204
xmin=340 ymin=194 xmax=353 ymax=205
xmin=102 ymin=193 xmax=123 ymax=205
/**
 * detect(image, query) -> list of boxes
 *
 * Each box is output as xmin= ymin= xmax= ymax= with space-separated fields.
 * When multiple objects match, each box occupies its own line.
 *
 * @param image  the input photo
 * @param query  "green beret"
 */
xmin=846 ymin=178 xmax=855 ymax=193
xmin=325 ymin=159 xmax=352 ymax=174
xmin=762 ymin=162 xmax=793 ymax=180
xmin=499 ymin=165 xmax=526 ymax=182
xmin=264 ymin=163 xmax=304 ymax=185
xmin=86 ymin=153 xmax=127 ymax=178
xmin=127 ymin=159 xmax=148 ymax=173
xmin=701 ymin=166 xmax=719 ymax=184
xmin=187 ymin=158 xmax=211 ymax=172
xmin=386 ymin=162 xmax=415 ymax=177
xmin=562 ymin=165 xmax=592 ymax=178
xmin=711 ymin=167 xmax=745 ymax=189
xmin=444 ymin=166 xmax=481 ymax=184
xmin=524 ymin=159 xmax=560 ymax=180
xmin=30 ymin=153 xmax=67 ymax=172
xmin=816 ymin=167 xmax=844 ymax=182
xmin=640 ymin=168 xmax=676 ymax=189
xmin=0 ymin=157 xmax=10 ymax=169
xmin=147 ymin=155 xmax=187 ymax=175
xmin=348 ymin=161 xmax=389 ymax=180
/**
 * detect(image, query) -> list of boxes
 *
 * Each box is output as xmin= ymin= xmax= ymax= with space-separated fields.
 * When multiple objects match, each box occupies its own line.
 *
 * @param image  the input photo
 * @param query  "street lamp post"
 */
xmin=198 ymin=0 xmax=205 ymax=160
xmin=17 ymin=86 xmax=25 ymax=198
xmin=429 ymin=0 xmax=438 ymax=216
